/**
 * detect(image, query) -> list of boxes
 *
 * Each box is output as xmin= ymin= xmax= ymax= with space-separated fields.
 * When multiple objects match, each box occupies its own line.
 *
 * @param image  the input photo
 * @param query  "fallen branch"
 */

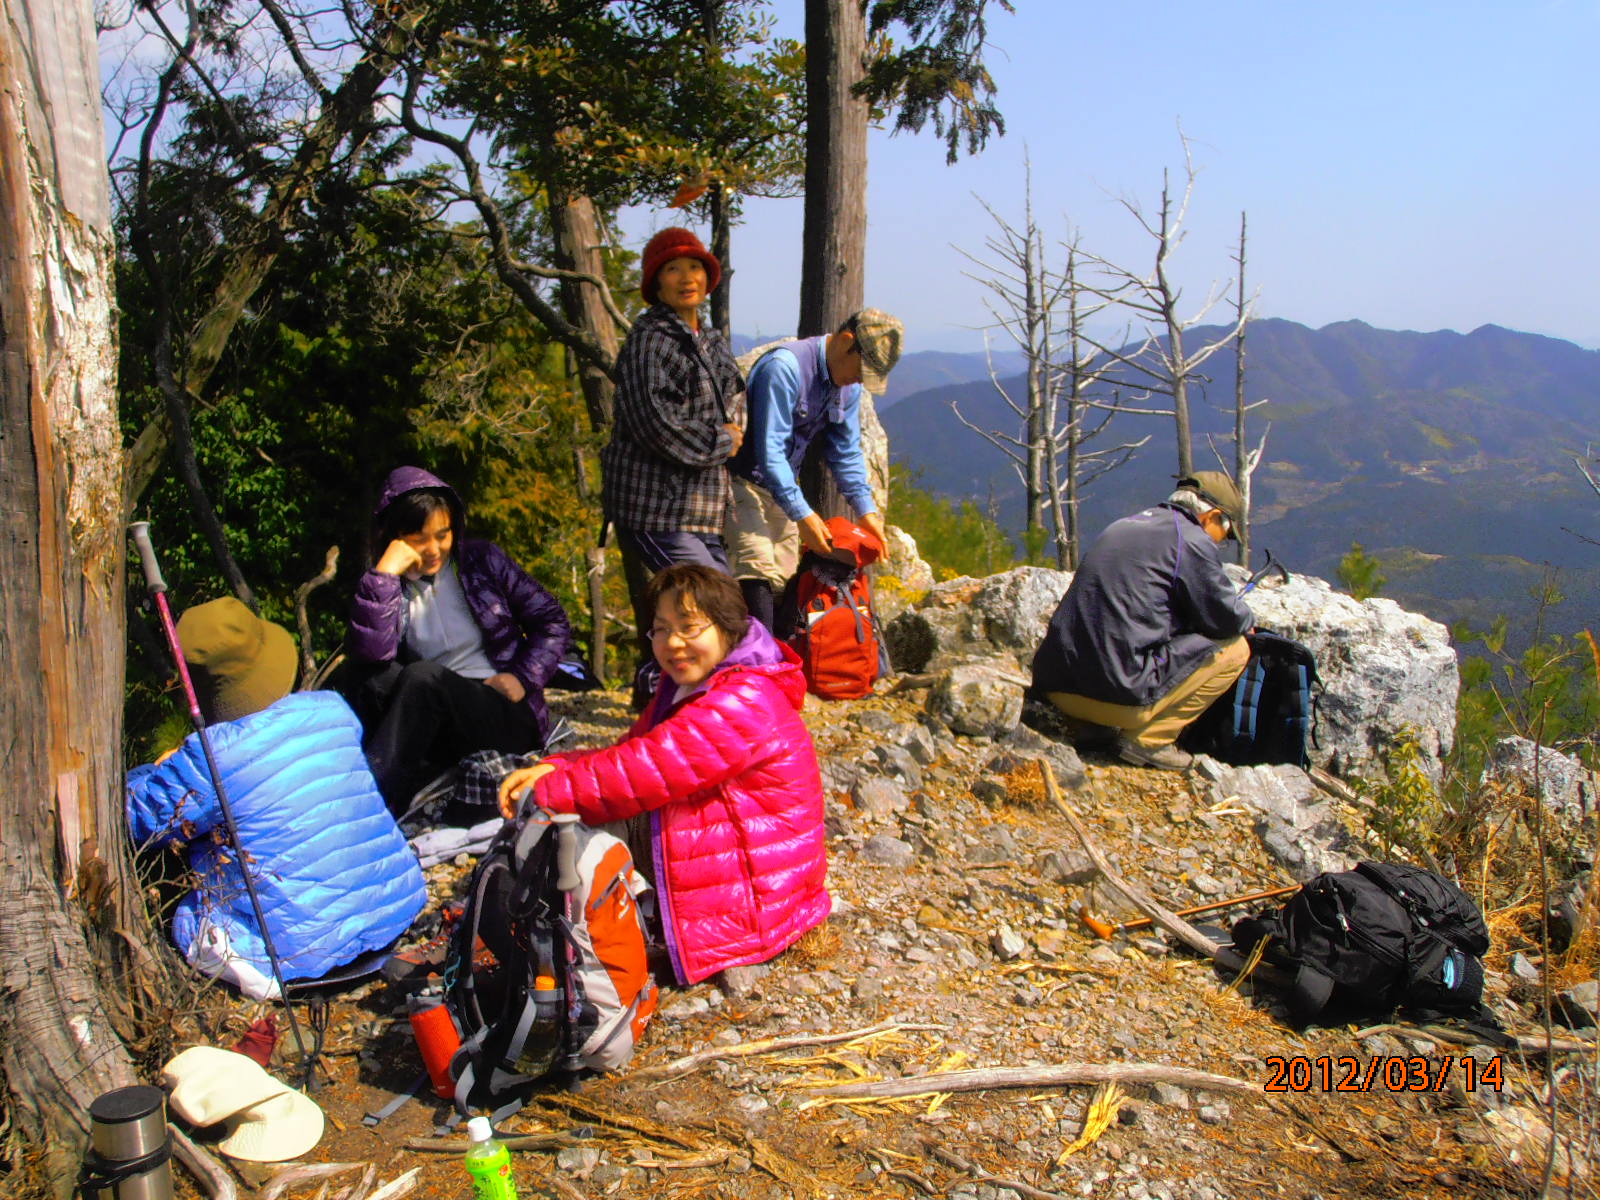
xmin=635 ymin=1020 xmax=947 ymax=1080
xmin=364 ymin=1167 xmax=420 ymax=1200
xmin=1040 ymin=759 xmax=1293 ymax=987
xmin=887 ymin=673 xmax=936 ymax=694
xmin=1039 ymin=760 xmax=1220 ymax=957
xmin=866 ymin=1147 xmax=937 ymax=1196
xmin=808 ymin=1061 xmax=1261 ymax=1102
xmin=260 ymin=1161 xmax=364 ymax=1200
xmin=634 ymin=1148 xmax=733 ymax=1170
xmin=1357 ymin=1022 xmax=1594 ymax=1056
xmin=331 ymin=1163 xmax=376 ymax=1200
xmin=1307 ymin=765 xmax=1372 ymax=811
xmin=170 ymin=1127 xmax=239 ymax=1200
xmin=921 ymin=1140 xmax=1076 ymax=1200
xmin=405 ymin=1133 xmax=578 ymax=1153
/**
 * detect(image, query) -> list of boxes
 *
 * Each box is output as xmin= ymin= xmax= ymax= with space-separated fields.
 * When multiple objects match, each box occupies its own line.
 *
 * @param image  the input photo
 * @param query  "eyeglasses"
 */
xmin=649 ymin=621 xmax=715 ymax=643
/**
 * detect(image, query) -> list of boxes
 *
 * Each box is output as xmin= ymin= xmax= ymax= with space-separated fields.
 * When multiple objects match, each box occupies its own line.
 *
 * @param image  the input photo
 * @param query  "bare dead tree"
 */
xmin=954 ymin=173 xmax=1145 ymax=568
xmin=1076 ymin=134 xmax=1245 ymax=479
xmin=1048 ymin=243 xmax=1150 ymax=569
xmin=1206 ymin=210 xmax=1270 ymax=562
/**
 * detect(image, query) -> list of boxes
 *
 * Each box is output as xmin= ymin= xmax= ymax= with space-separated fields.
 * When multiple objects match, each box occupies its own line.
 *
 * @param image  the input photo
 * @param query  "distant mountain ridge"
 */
xmin=881 ymin=318 xmax=1600 ymax=643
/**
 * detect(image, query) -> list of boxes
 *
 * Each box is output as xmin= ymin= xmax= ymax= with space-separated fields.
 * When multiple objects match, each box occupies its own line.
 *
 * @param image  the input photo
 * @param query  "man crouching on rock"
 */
xmin=1030 ymin=472 xmax=1252 ymax=772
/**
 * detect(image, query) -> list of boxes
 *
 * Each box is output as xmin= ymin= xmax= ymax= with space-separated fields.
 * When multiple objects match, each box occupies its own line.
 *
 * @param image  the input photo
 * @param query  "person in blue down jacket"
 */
xmin=343 ymin=466 xmax=573 ymax=810
xmin=127 ymin=598 xmax=426 ymax=999
xmin=1030 ymin=472 xmax=1253 ymax=773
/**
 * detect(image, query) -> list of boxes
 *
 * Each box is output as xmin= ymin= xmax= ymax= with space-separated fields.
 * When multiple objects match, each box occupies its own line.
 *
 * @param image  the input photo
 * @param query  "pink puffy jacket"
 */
xmin=533 ymin=623 xmax=831 ymax=984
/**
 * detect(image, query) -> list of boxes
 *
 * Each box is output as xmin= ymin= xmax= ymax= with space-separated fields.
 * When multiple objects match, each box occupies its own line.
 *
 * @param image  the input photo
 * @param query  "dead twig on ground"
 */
xmin=331 ymin=1163 xmax=376 ymax=1200
xmin=1040 ymin=758 xmax=1294 ymax=987
xmin=804 ymin=1061 xmax=1260 ymax=1102
xmin=736 ymin=1132 xmax=817 ymax=1196
xmin=170 ymin=1127 xmax=239 ymax=1200
xmin=886 ymin=673 xmax=937 ymax=693
xmin=866 ymin=1146 xmax=937 ymax=1195
xmin=921 ymin=1140 xmax=1076 ymax=1200
xmin=528 ymin=1094 xmax=708 ymax=1152
xmin=634 ymin=1020 xmax=947 ymax=1080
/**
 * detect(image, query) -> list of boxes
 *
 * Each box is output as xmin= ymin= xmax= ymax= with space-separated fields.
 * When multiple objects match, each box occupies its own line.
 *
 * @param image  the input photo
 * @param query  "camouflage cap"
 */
xmin=849 ymin=309 xmax=904 ymax=395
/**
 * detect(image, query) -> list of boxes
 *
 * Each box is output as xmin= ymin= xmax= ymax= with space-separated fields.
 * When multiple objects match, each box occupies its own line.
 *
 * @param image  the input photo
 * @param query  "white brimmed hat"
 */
xmin=161 ymin=1046 xmax=323 ymax=1162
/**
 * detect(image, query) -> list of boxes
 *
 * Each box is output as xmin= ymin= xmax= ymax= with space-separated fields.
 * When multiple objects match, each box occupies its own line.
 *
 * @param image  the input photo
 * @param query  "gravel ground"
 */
xmin=187 ymin=684 xmax=1571 ymax=1200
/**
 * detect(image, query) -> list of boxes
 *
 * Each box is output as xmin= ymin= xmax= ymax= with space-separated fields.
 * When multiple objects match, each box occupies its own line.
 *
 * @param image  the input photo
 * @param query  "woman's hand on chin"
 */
xmin=498 ymin=762 xmax=555 ymax=819
xmin=484 ymin=673 xmax=526 ymax=703
xmin=375 ymin=538 xmax=423 ymax=578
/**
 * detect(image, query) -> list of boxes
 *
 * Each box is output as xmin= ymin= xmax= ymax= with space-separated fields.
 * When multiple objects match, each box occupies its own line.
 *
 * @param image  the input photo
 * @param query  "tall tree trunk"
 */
xmin=798 ymin=0 xmax=867 ymax=338
xmin=1 ymin=2 xmax=155 ymax=1190
xmin=552 ymin=193 xmax=620 ymax=431
xmin=798 ymin=0 xmax=873 ymax=521
xmin=709 ymin=183 xmax=732 ymax=340
xmin=1233 ymin=211 xmax=1251 ymax=563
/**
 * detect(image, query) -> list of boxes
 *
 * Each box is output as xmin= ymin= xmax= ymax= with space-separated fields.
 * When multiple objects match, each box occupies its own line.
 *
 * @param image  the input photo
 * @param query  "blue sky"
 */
xmin=621 ymin=1 xmax=1600 ymax=353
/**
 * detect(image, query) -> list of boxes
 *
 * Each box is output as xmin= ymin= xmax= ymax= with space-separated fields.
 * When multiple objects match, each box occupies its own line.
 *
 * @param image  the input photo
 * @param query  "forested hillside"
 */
xmin=883 ymin=318 xmax=1600 ymax=642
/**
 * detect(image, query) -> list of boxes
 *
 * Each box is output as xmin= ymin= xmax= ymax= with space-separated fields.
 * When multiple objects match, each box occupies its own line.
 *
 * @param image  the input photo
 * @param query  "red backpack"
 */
xmin=782 ymin=518 xmax=889 ymax=700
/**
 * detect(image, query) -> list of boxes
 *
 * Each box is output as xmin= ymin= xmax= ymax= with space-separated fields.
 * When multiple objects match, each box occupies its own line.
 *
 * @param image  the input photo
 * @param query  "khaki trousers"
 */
xmin=727 ymin=476 xmax=801 ymax=588
xmin=1047 ymin=635 xmax=1249 ymax=748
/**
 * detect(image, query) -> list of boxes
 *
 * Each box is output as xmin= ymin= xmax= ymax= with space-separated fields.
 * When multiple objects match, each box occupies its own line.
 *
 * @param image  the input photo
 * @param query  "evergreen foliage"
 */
xmin=1335 ymin=541 xmax=1388 ymax=600
xmin=889 ymin=465 xmax=1017 ymax=580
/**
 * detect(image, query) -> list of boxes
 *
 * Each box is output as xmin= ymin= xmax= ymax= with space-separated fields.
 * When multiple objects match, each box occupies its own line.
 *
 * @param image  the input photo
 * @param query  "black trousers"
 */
xmin=614 ymin=527 xmax=729 ymax=708
xmin=340 ymin=659 xmax=539 ymax=813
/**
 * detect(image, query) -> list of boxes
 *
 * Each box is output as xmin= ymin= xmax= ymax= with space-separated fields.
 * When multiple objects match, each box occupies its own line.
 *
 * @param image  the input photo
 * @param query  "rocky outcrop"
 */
xmin=884 ymin=566 xmax=1070 ymax=675
xmin=1485 ymin=736 xmax=1597 ymax=828
xmin=884 ymin=561 xmax=1459 ymax=783
xmin=1238 ymin=570 xmax=1458 ymax=781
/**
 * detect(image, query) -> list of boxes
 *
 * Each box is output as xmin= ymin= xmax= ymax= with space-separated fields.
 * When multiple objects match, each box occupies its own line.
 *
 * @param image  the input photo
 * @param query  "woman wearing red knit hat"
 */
xmin=602 ymin=226 xmax=746 ymax=706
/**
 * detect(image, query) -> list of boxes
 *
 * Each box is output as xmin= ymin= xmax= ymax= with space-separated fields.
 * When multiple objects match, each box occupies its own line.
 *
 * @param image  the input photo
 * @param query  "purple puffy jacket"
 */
xmin=533 ymin=621 xmax=830 ymax=984
xmin=347 ymin=467 xmax=572 ymax=740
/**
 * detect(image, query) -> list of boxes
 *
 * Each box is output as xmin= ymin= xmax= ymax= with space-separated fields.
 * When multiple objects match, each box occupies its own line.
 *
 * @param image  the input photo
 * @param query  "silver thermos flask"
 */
xmin=81 ymin=1086 xmax=174 ymax=1200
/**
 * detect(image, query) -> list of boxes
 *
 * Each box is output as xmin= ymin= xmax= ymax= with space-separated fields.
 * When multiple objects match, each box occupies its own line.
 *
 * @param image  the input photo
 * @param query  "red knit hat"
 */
xmin=640 ymin=226 xmax=721 ymax=304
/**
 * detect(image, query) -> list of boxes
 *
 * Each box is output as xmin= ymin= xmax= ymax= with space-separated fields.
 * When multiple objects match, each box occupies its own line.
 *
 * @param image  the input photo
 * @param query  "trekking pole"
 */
xmin=1078 ymin=883 xmax=1303 ymax=940
xmin=128 ymin=522 xmax=315 ymax=1076
xmin=1240 ymin=549 xmax=1288 ymax=596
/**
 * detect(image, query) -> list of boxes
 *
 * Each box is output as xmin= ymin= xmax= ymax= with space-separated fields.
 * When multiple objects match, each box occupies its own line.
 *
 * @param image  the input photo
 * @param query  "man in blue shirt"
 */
xmin=727 ymin=308 xmax=904 ymax=628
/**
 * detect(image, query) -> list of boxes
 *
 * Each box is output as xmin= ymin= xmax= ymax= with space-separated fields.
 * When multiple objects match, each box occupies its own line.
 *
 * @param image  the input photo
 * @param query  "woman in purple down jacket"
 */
xmin=343 ymin=466 xmax=572 ymax=811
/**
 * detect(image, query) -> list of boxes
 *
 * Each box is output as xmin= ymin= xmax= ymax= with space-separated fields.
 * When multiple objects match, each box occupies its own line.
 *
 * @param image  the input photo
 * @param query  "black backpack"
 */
xmin=1231 ymin=861 xmax=1491 ymax=1025
xmin=1181 ymin=629 xmax=1320 ymax=768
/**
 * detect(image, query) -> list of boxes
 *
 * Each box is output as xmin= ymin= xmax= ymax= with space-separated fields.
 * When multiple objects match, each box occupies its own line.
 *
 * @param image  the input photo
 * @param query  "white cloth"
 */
xmin=403 ymin=562 xmax=495 ymax=679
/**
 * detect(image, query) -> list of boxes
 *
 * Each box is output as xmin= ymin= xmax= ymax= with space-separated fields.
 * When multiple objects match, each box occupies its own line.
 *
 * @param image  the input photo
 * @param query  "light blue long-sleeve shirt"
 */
xmin=731 ymin=337 xmax=877 ymax=522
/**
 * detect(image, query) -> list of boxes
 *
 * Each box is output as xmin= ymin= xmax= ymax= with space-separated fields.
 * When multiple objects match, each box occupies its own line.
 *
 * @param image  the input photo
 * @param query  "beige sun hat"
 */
xmin=160 ymin=1046 xmax=323 ymax=1162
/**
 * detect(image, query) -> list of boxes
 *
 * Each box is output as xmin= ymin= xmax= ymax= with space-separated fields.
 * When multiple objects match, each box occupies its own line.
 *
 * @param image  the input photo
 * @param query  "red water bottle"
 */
xmin=408 ymin=991 xmax=461 ymax=1098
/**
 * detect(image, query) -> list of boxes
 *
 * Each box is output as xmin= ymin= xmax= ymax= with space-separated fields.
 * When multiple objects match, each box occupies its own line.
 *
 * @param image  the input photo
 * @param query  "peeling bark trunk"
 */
xmin=1 ymin=1 xmax=152 ymax=1191
xmin=551 ymin=193 xmax=619 ymax=431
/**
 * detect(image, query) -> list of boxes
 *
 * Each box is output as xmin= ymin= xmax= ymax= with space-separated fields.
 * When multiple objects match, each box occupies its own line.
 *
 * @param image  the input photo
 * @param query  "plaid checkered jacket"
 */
xmin=602 ymin=305 xmax=745 ymax=534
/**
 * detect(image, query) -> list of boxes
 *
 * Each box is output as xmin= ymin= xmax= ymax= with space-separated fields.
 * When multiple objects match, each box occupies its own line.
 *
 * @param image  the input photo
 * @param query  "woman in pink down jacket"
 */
xmin=499 ymin=564 xmax=830 ymax=986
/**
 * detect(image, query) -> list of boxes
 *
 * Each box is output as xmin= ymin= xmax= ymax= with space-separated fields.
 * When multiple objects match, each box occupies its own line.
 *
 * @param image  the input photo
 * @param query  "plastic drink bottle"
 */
xmin=464 ymin=1117 xmax=518 ymax=1200
xmin=510 ymin=974 xmax=562 ymax=1077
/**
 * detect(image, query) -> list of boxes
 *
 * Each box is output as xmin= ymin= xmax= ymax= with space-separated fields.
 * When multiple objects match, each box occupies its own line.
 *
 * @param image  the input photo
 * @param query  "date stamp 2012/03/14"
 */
xmin=1263 ymin=1055 xmax=1505 ymax=1093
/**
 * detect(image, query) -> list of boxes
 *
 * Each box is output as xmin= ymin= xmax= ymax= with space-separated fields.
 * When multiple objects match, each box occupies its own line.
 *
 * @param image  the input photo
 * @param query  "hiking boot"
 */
xmin=1116 ymin=737 xmax=1193 ymax=772
xmin=1069 ymin=721 xmax=1121 ymax=752
xmin=382 ymin=902 xmax=495 ymax=987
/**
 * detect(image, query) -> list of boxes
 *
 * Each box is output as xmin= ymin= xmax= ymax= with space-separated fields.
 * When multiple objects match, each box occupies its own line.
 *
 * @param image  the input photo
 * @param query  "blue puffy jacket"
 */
xmin=127 ymin=691 xmax=426 ymax=993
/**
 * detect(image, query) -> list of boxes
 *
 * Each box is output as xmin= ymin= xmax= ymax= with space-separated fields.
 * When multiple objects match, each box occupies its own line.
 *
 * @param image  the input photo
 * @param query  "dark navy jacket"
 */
xmin=1031 ymin=504 xmax=1252 ymax=707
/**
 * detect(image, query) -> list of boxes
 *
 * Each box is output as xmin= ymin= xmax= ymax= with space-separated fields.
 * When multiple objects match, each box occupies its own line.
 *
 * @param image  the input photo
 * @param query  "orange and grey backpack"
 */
xmin=446 ymin=806 xmax=657 ymax=1112
xmin=778 ymin=517 xmax=891 ymax=700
